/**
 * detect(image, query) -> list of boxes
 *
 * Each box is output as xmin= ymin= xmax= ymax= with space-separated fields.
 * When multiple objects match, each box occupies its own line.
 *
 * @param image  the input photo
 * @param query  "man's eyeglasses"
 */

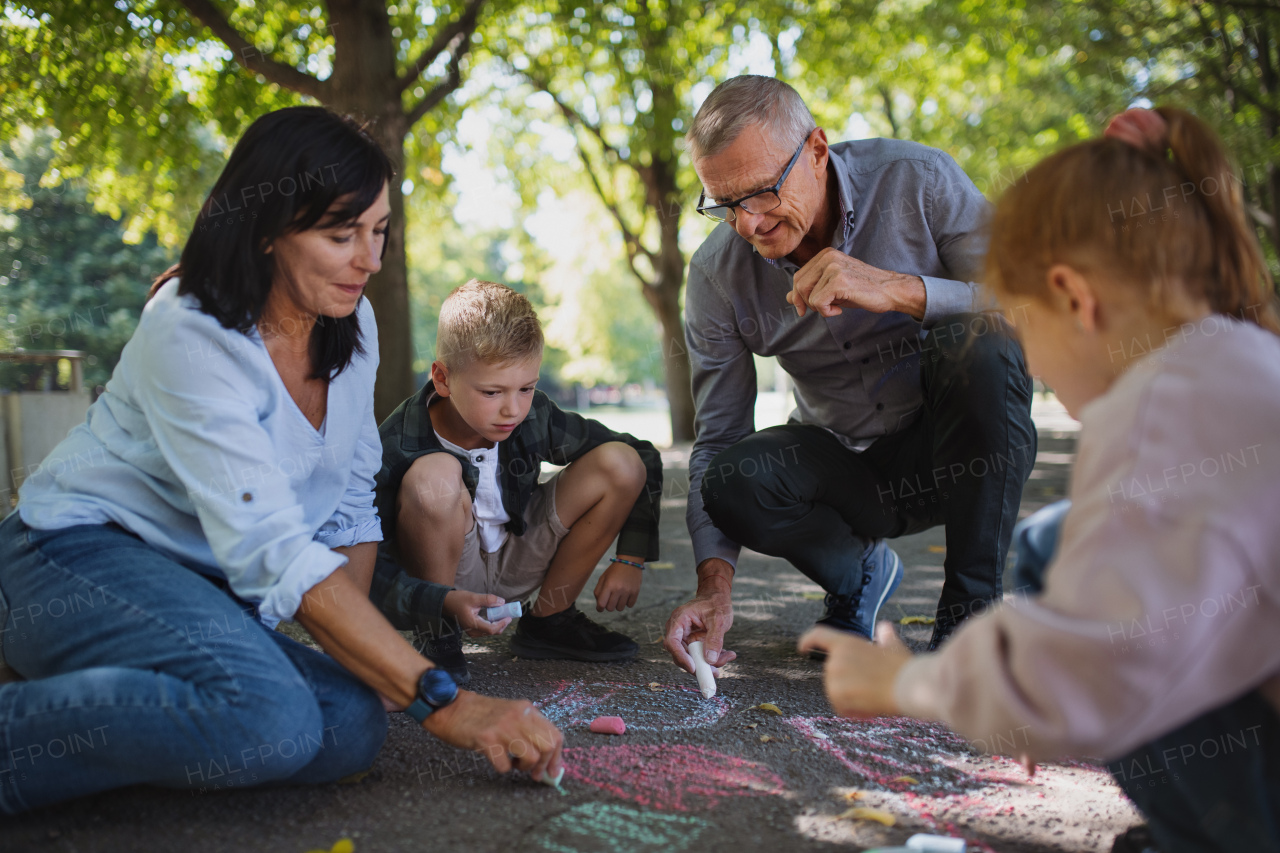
xmin=695 ymin=132 xmax=811 ymax=223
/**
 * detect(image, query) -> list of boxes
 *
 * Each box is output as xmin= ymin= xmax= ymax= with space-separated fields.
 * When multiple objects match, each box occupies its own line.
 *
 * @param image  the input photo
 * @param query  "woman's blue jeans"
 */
xmin=1013 ymin=500 xmax=1280 ymax=852
xmin=0 ymin=513 xmax=387 ymax=814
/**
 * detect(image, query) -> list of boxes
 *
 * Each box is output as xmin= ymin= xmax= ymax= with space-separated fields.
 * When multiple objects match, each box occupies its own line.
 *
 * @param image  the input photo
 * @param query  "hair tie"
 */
xmin=1104 ymin=108 xmax=1171 ymax=159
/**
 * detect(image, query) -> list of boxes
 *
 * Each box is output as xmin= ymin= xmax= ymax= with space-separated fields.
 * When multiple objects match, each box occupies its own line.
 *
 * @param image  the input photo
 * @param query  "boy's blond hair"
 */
xmin=435 ymin=279 xmax=544 ymax=370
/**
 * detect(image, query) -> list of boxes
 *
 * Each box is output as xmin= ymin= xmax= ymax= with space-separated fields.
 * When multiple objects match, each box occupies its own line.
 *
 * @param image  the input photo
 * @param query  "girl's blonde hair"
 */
xmin=986 ymin=107 xmax=1280 ymax=335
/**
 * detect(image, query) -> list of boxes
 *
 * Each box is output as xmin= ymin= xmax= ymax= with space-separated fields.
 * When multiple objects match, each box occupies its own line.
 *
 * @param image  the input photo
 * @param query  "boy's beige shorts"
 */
xmin=453 ymin=471 xmax=571 ymax=604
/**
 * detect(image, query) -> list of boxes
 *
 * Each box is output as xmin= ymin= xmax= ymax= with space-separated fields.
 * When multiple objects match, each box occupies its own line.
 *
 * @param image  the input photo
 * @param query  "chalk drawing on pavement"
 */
xmin=784 ymin=714 xmax=1007 ymax=796
xmin=784 ymin=714 xmax=1093 ymax=849
xmin=561 ymin=744 xmax=786 ymax=811
xmin=536 ymin=679 xmax=729 ymax=732
xmin=526 ymin=803 xmax=713 ymax=853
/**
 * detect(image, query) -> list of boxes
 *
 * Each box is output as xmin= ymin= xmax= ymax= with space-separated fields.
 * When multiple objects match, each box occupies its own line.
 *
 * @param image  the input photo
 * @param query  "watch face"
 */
xmin=420 ymin=668 xmax=459 ymax=708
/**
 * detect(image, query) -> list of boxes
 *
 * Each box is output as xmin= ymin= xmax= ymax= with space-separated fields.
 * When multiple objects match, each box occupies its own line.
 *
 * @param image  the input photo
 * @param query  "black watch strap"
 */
xmin=406 ymin=667 xmax=458 ymax=724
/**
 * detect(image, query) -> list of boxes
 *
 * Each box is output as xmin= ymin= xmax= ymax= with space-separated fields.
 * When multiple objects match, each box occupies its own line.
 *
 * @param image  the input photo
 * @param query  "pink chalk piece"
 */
xmin=589 ymin=715 xmax=627 ymax=735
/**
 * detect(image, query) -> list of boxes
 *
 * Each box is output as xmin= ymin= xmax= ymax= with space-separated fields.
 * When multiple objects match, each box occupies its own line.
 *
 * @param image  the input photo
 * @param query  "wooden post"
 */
xmin=2 ymin=392 xmax=21 ymax=503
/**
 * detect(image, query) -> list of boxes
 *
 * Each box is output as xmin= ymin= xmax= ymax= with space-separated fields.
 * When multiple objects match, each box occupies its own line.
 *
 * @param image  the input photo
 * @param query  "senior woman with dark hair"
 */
xmin=0 ymin=106 xmax=562 ymax=814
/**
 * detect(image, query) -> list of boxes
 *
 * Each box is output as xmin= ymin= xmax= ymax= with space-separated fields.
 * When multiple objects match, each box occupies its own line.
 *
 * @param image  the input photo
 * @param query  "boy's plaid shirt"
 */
xmin=375 ymin=386 xmax=663 ymax=561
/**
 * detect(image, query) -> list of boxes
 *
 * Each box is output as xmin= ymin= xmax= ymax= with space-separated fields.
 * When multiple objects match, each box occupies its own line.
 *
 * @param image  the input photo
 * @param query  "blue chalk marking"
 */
xmin=529 ymin=803 xmax=713 ymax=853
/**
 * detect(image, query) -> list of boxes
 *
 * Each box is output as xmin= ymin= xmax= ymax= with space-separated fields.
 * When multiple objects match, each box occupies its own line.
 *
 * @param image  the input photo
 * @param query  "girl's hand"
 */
xmin=443 ymin=590 xmax=513 ymax=636
xmin=593 ymin=559 xmax=642 ymax=612
xmin=797 ymin=622 xmax=913 ymax=718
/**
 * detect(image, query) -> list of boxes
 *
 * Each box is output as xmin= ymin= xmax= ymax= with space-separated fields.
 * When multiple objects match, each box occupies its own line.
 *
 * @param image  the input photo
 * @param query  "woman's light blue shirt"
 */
xmin=18 ymin=280 xmax=383 ymax=627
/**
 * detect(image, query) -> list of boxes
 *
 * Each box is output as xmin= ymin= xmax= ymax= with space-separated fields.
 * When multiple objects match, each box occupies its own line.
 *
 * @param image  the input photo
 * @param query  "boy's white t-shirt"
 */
xmin=434 ymin=430 xmax=511 ymax=553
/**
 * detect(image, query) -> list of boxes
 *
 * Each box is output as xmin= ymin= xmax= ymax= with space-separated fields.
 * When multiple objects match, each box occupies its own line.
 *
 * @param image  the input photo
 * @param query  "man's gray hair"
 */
xmin=687 ymin=75 xmax=817 ymax=159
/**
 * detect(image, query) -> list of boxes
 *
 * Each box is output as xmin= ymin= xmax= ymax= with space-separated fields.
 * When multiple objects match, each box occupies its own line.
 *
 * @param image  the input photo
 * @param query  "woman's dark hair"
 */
xmin=155 ymin=106 xmax=395 ymax=379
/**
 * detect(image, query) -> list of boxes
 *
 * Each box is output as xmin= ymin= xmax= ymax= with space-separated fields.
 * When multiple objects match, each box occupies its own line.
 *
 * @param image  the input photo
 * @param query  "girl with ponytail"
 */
xmin=799 ymin=108 xmax=1280 ymax=853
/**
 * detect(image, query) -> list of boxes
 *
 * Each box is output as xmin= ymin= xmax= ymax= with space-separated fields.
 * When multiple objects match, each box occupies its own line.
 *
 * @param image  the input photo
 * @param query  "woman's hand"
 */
xmin=797 ymin=622 xmax=913 ymax=718
xmin=295 ymin=564 xmax=564 ymax=784
xmin=593 ymin=559 xmax=642 ymax=612
xmin=443 ymin=590 xmax=514 ymax=636
xmin=422 ymin=690 xmax=564 ymax=783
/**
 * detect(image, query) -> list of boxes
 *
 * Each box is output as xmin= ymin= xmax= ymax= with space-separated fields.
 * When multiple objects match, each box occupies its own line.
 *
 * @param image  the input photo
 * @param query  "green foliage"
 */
xmin=472 ymin=0 xmax=761 ymax=423
xmin=0 ymin=1 xmax=279 ymax=245
xmin=484 ymin=0 xmax=744 ymax=266
xmin=792 ymin=0 xmax=1278 ymax=264
xmin=0 ymin=129 xmax=173 ymax=390
xmin=1078 ymin=1 xmax=1280 ymax=266
xmin=408 ymin=201 xmax=519 ymax=374
xmin=403 ymin=184 xmax=576 ymax=383
xmin=788 ymin=1 xmax=1126 ymax=193
xmin=543 ymin=254 xmax=663 ymax=386
xmin=0 ymin=0 xmax=485 ymax=246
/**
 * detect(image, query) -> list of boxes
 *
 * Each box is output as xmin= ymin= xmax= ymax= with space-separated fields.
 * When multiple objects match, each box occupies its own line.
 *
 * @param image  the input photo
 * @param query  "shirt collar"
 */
xmin=761 ymin=151 xmax=858 ymax=272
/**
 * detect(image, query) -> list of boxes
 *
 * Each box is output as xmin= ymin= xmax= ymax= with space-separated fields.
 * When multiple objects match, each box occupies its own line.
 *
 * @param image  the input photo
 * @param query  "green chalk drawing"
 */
xmin=528 ymin=803 xmax=714 ymax=853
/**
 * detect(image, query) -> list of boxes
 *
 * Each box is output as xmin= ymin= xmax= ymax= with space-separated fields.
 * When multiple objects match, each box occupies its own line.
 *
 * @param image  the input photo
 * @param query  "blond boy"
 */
xmin=371 ymin=280 xmax=663 ymax=682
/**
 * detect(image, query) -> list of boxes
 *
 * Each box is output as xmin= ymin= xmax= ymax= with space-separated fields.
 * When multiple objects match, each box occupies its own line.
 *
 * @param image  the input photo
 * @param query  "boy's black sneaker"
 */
xmin=1110 ymin=825 xmax=1160 ymax=853
xmin=510 ymin=604 xmax=639 ymax=662
xmin=415 ymin=627 xmax=471 ymax=686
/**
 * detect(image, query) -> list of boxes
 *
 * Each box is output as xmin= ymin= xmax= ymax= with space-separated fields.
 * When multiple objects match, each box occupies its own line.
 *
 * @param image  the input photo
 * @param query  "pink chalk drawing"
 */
xmin=786 ymin=714 xmax=1029 ymax=849
xmin=561 ymin=745 xmax=787 ymax=812
xmin=785 ymin=715 xmax=1127 ymax=852
xmin=536 ymin=680 xmax=729 ymax=733
xmin=783 ymin=714 xmax=1016 ymax=797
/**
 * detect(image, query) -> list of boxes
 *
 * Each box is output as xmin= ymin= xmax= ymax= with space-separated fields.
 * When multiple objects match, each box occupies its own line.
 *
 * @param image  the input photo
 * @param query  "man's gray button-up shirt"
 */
xmin=684 ymin=136 xmax=993 ymax=568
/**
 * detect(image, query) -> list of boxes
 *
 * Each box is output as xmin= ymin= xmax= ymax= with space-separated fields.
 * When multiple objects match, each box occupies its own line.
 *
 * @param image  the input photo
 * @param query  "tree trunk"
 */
xmin=641 ymin=149 xmax=696 ymax=443
xmin=350 ymin=114 xmax=415 ymax=421
xmin=360 ymin=119 xmax=416 ymax=422
xmin=644 ymin=276 xmax=695 ymax=443
xmin=325 ymin=0 xmax=417 ymax=421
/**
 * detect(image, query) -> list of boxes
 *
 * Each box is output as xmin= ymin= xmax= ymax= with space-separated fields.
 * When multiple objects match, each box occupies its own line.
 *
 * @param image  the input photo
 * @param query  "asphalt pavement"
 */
xmin=0 ymin=428 xmax=1145 ymax=853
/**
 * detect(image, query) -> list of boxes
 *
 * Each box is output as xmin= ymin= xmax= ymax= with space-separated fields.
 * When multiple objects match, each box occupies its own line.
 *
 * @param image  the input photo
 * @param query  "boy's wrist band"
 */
xmin=610 ymin=557 xmax=645 ymax=571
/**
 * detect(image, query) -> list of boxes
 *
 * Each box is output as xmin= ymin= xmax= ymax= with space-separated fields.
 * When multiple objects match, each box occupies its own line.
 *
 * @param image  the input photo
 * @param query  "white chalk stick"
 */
xmin=906 ymin=834 xmax=966 ymax=853
xmin=482 ymin=601 xmax=522 ymax=622
xmin=538 ymin=765 xmax=566 ymax=795
xmin=688 ymin=640 xmax=717 ymax=699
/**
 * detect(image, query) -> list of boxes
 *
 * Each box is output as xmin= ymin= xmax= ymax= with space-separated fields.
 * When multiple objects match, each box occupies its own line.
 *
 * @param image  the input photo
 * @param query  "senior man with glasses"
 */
xmin=663 ymin=75 xmax=1036 ymax=678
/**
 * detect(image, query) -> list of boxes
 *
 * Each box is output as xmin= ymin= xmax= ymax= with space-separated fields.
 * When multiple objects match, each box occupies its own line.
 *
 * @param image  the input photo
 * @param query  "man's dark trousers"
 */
xmin=700 ymin=312 xmax=1036 ymax=634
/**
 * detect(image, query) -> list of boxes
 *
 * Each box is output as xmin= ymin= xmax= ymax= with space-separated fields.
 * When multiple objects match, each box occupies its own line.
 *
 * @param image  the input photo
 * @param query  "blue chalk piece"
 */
xmin=482 ymin=601 xmax=522 ymax=622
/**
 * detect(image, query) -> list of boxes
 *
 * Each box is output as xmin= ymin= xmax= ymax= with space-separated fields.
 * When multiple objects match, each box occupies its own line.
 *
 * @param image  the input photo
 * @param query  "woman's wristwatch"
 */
xmin=405 ymin=667 xmax=459 ymax=724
